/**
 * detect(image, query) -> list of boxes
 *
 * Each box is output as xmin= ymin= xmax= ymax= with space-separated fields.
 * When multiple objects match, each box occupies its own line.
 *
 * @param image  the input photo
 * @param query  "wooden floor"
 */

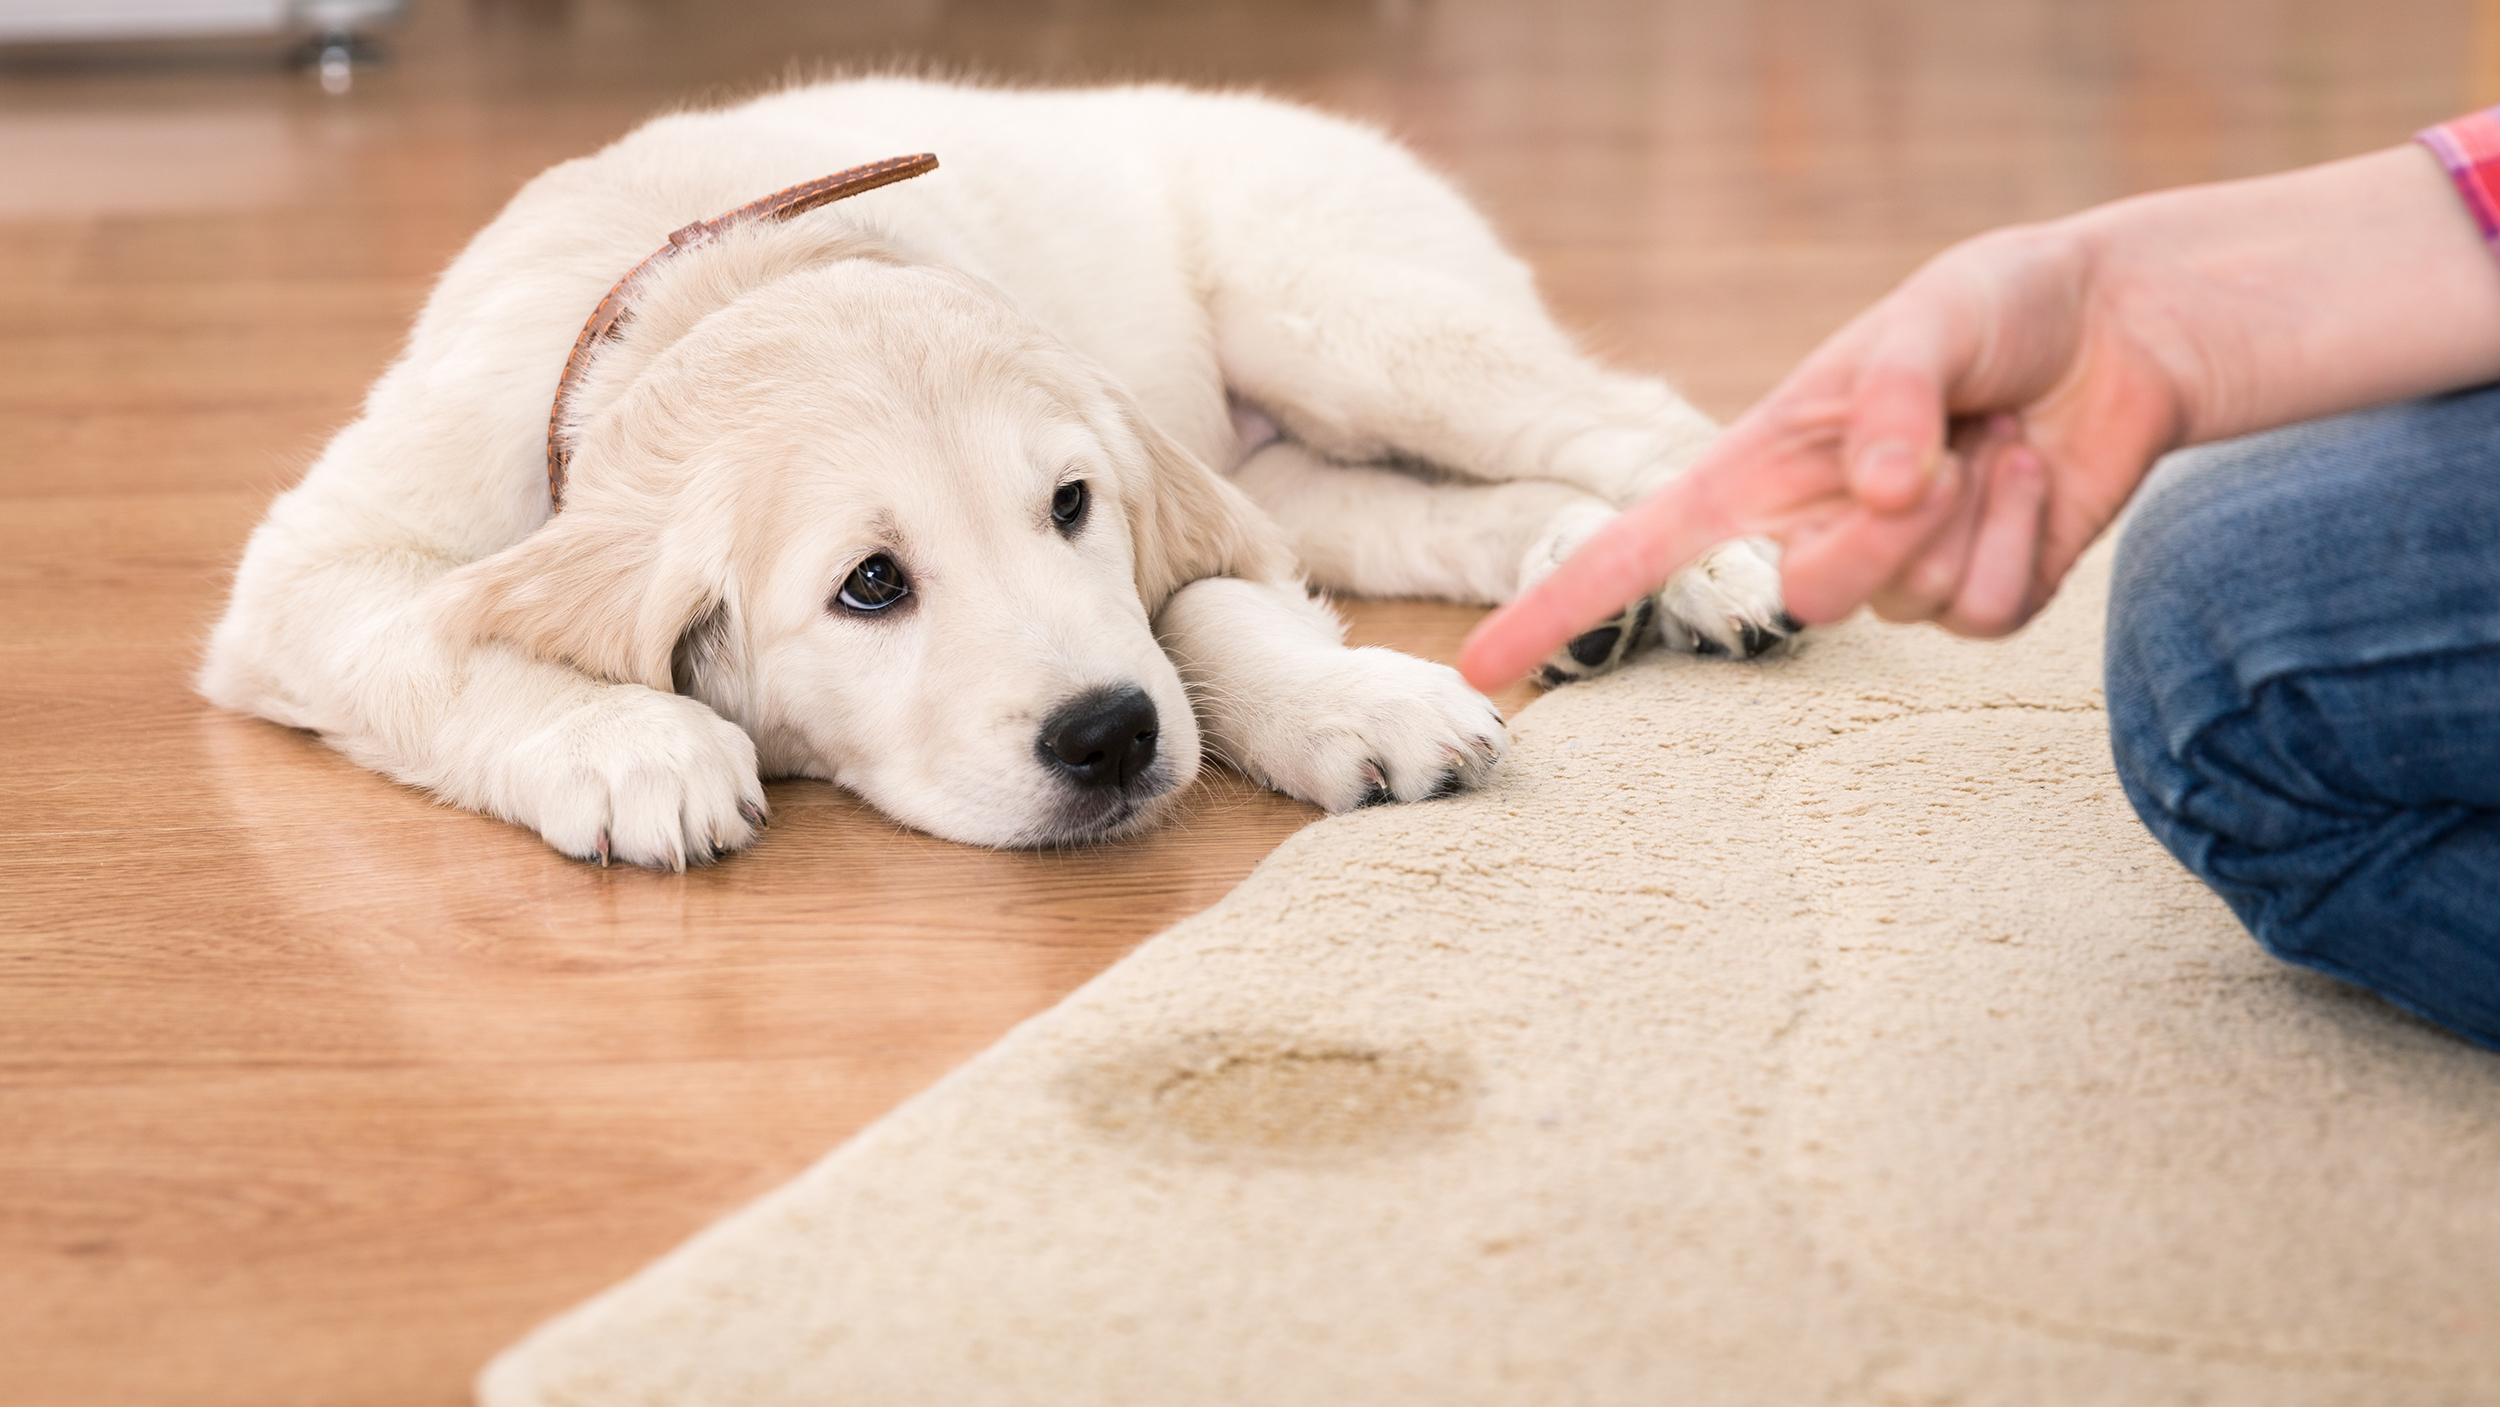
xmin=0 ymin=2 xmax=2482 ymax=1403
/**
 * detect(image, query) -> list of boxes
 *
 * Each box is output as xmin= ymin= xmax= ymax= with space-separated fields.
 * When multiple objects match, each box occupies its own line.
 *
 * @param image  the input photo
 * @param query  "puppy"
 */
xmin=200 ymin=79 xmax=1790 ymax=868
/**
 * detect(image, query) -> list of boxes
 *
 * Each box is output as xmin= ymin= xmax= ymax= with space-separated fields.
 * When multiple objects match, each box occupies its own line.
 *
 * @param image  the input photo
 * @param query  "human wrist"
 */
xmin=2055 ymin=188 xmax=2216 ymax=452
xmin=2068 ymin=146 xmax=2500 ymax=447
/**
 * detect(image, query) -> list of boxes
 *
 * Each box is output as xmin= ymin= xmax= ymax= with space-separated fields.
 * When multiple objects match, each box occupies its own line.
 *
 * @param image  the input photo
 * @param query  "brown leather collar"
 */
xmin=544 ymin=152 xmax=940 ymax=510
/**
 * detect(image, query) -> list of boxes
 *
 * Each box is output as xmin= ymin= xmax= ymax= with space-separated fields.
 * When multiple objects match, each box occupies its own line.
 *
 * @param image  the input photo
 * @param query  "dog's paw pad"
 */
xmin=1533 ymin=597 xmax=1649 ymax=688
xmin=1569 ymin=625 xmax=1622 ymax=666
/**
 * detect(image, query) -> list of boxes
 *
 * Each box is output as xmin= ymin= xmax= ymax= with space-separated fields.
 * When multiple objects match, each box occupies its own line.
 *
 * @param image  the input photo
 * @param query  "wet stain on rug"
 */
xmin=1061 ymin=1033 xmax=1477 ymax=1161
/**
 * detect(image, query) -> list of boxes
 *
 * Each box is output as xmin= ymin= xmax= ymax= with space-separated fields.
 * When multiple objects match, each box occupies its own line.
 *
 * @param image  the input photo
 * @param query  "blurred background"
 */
xmin=7 ymin=0 xmax=2483 ymax=424
xmin=1 ymin=3 xmax=2487 ymax=1405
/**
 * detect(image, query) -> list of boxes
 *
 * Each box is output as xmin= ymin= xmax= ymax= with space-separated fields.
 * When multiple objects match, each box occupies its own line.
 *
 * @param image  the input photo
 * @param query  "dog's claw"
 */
xmin=594 ymin=831 xmax=611 ymax=868
xmin=1357 ymin=760 xmax=1393 ymax=807
xmin=738 ymin=798 xmax=767 ymax=828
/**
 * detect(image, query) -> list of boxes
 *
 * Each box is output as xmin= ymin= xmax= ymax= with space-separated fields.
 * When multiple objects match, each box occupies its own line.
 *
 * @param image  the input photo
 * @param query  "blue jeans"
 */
xmin=2106 ymin=387 xmax=2500 ymax=1050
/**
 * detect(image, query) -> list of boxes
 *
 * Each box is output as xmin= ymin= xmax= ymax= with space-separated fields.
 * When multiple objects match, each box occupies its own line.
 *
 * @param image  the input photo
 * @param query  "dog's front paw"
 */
xmin=495 ymin=687 xmax=767 ymax=870
xmin=1654 ymin=536 xmax=1799 ymax=660
xmin=1244 ymin=648 xmax=1507 ymax=812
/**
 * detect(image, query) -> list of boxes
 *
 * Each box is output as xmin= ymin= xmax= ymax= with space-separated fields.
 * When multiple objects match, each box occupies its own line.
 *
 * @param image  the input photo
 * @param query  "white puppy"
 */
xmin=201 ymin=79 xmax=1789 ymax=868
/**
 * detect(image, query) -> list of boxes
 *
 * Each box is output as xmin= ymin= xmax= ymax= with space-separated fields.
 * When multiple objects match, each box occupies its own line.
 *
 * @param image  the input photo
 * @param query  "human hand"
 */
xmin=1459 ymin=219 xmax=2188 ymax=691
xmin=1464 ymin=142 xmax=2500 ymax=693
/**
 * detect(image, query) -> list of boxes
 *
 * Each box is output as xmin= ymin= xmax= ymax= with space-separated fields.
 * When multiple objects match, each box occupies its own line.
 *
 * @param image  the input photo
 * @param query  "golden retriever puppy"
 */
xmin=201 ymin=79 xmax=1788 ymax=868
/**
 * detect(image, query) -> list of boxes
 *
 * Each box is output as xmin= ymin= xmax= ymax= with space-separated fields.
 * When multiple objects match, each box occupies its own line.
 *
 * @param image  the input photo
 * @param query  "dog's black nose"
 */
xmin=1038 ymin=686 xmax=1159 ymax=790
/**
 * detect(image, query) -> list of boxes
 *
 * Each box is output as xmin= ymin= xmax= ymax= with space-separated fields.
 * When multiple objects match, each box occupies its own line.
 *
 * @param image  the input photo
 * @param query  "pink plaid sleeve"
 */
xmin=2417 ymin=107 xmax=2500 ymax=256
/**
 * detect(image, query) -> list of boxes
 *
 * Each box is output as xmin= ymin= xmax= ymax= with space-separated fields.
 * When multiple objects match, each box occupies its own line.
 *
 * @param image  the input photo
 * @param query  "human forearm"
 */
xmin=2083 ymin=143 xmax=2500 ymax=448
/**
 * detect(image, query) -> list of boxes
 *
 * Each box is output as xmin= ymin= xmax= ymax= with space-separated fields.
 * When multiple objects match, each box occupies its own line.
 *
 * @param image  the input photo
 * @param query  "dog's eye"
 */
xmin=1051 ymin=480 xmax=1089 ymax=533
xmin=834 ymin=553 xmax=911 ymax=613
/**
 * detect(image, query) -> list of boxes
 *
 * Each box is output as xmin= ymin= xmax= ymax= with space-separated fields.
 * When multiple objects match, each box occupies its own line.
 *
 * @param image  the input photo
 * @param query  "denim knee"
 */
xmin=2104 ymin=397 xmax=2500 ymax=1049
xmin=2104 ymin=444 xmax=2336 ymax=937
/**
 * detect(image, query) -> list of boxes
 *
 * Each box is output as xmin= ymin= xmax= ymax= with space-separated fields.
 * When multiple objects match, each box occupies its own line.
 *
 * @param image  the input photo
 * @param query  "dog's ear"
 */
xmin=427 ymin=507 xmax=726 ymax=695
xmin=1110 ymin=389 xmax=1297 ymax=614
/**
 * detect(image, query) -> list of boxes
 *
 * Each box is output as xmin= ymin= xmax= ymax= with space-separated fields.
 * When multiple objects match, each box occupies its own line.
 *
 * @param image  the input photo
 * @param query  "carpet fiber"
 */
xmin=481 ymin=543 xmax=2500 ymax=1406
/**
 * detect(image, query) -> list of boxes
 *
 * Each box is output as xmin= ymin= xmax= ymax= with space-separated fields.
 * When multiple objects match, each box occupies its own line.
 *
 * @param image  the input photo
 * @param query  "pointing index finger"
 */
xmin=1458 ymin=464 xmax=1740 ymax=692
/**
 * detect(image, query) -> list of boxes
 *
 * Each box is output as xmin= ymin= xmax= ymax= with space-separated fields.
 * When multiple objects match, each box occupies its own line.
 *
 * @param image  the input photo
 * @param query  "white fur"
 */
xmin=201 ymin=78 xmax=1784 ymax=867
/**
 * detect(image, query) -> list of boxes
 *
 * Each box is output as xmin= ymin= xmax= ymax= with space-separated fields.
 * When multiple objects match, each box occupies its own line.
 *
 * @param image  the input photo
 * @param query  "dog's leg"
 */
xmin=1154 ymin=575 xmax=1506 ymax=811
xmin=202 ymin=538 xmax=766 ymax=871
xmin=1203 ymin=177 xmax=1794 ymax=673
xmin=1229 ymin=440 xmax=1604 ymax=604
xmin=1206 ymin=201 xmax=1723 ymax=505
xmin=1227 ymin=441 xmax=1652 ymax=682
xmin=1228 ymin=436 xmax=1787 ymax=678
xmin=1213 ymin=290 xmax=1794 ymax=673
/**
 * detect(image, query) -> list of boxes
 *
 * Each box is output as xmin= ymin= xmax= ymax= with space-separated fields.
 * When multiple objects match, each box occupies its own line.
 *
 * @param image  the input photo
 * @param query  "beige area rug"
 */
xmin=481 ymin=543 xmax=2500 ymax=1406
